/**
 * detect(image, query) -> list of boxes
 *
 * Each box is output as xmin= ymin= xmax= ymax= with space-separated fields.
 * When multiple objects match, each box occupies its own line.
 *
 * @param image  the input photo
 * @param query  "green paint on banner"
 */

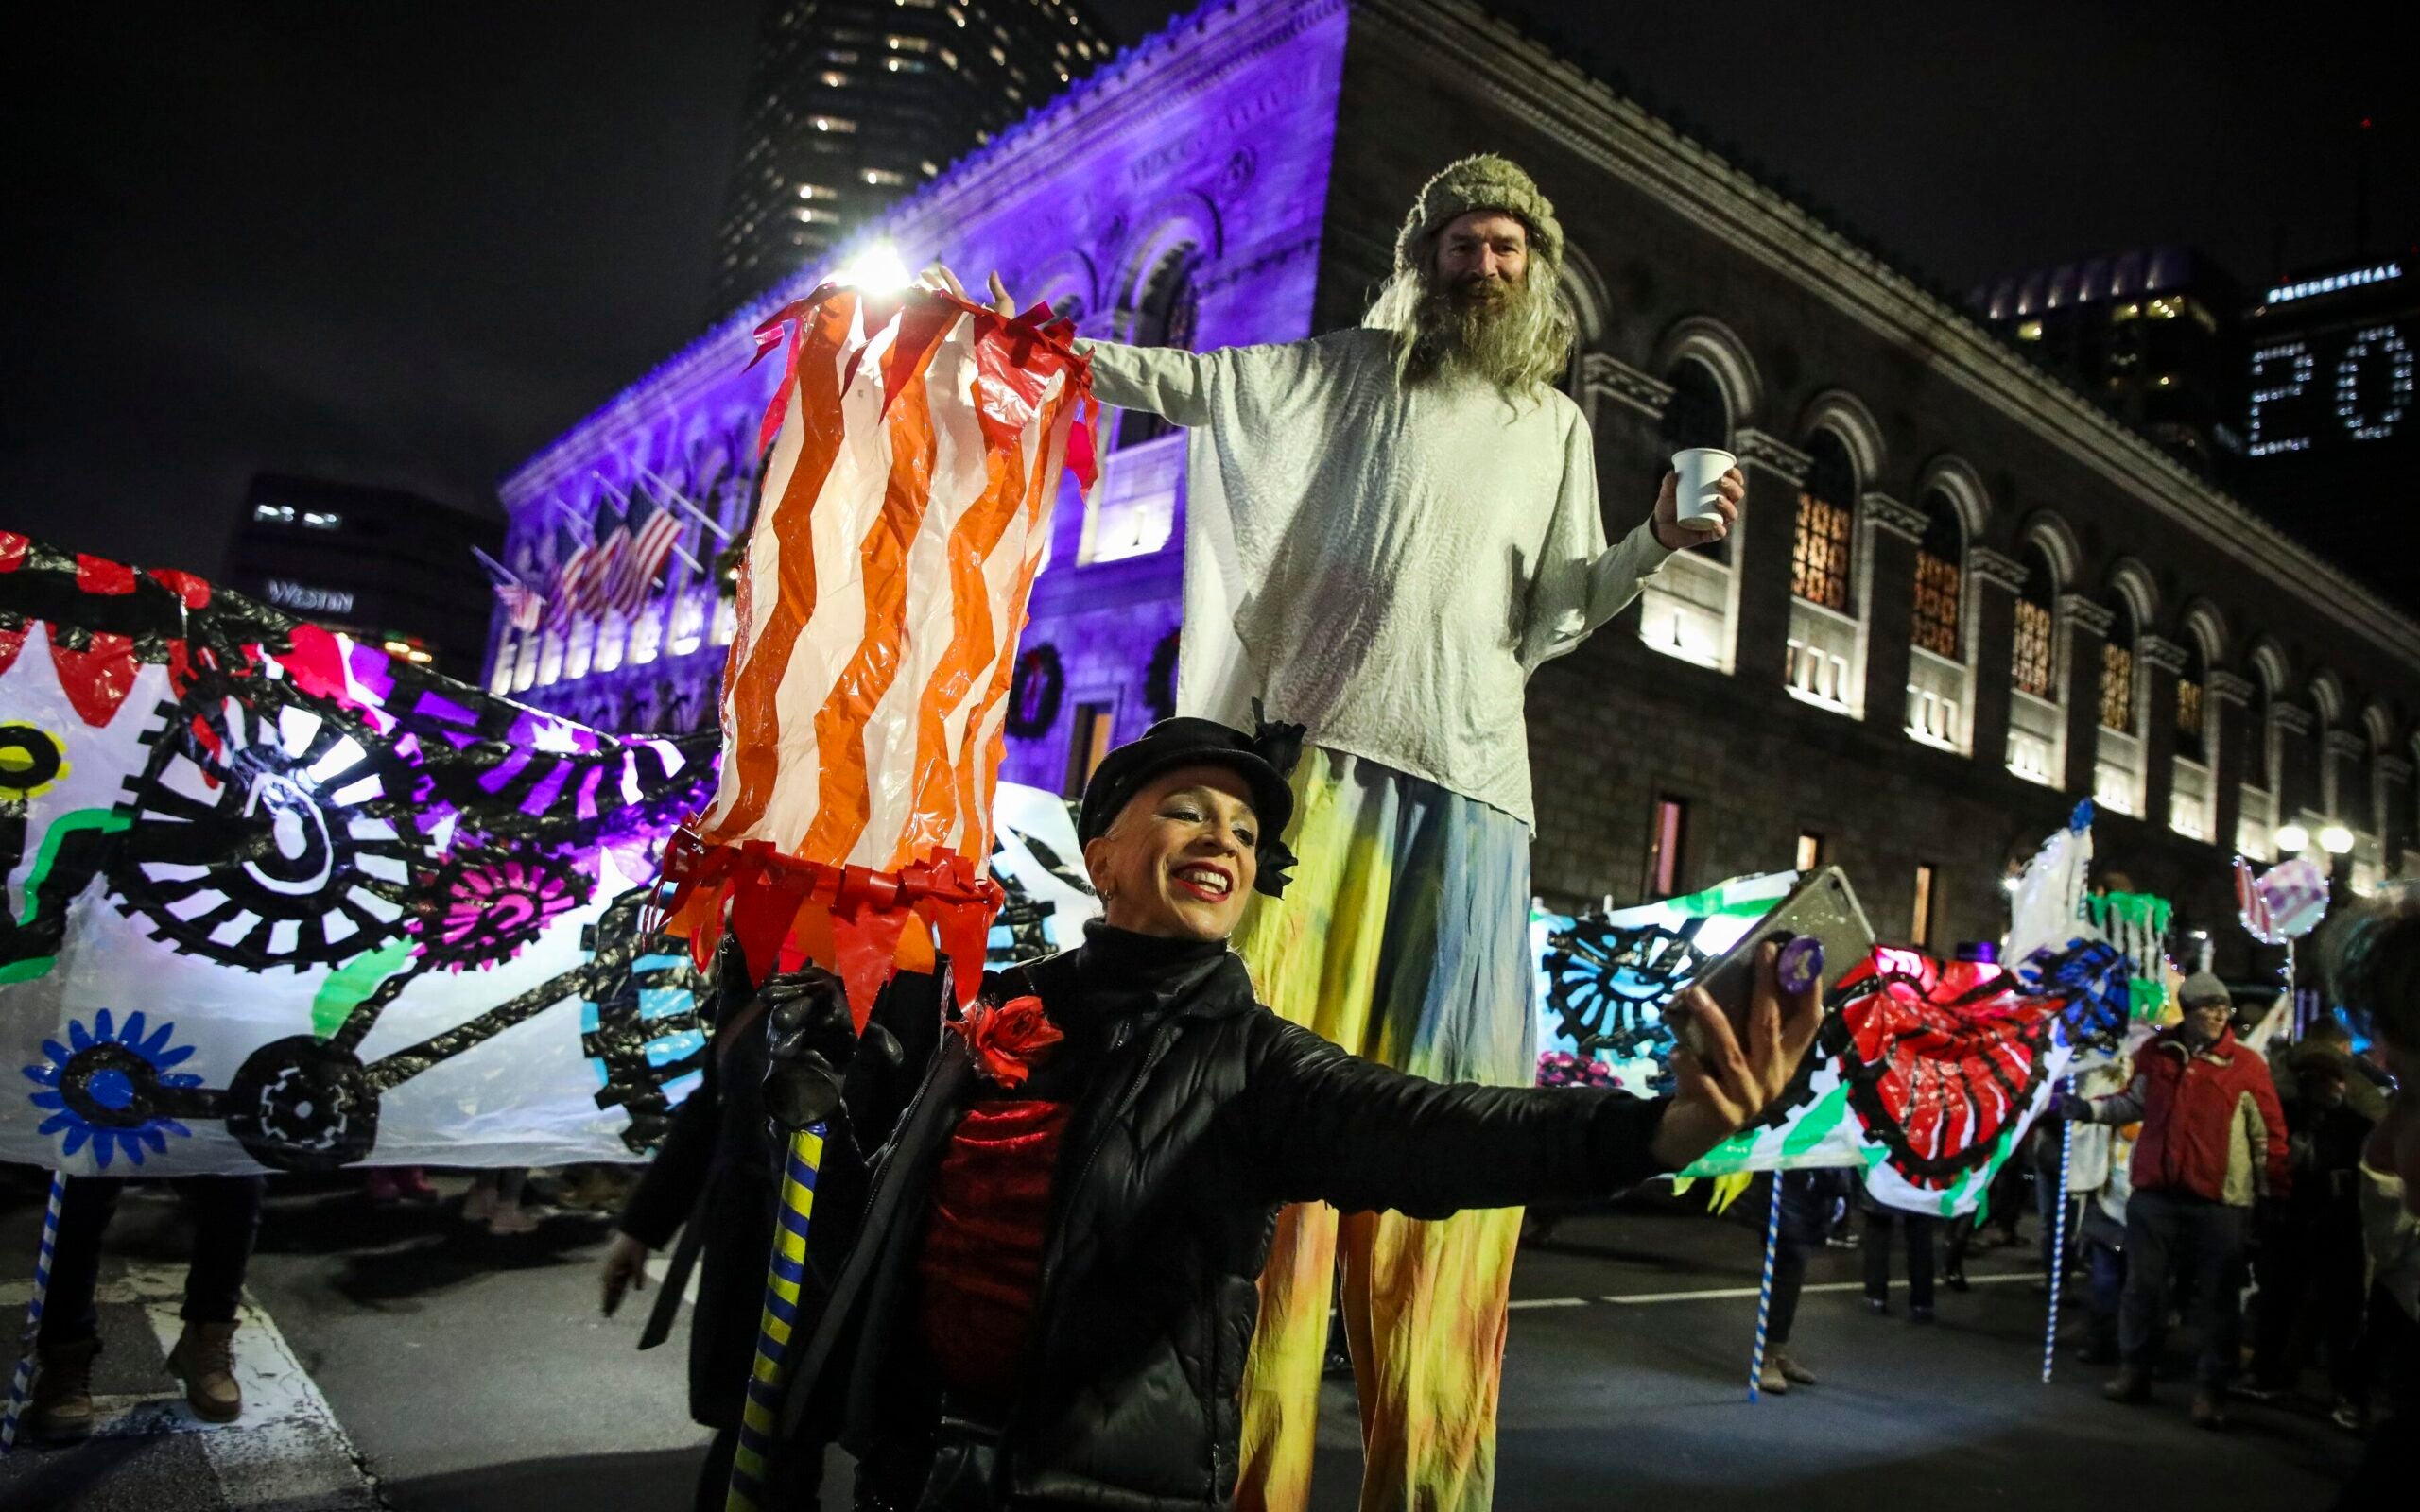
xmin=0 ymin=956 xmax=58 ymax=986
xmin=311 ymin=937 xmax=418 ymax=1040
xmin=1665 ymin=871 xmax=1799 ymax=920
xmin=14 ymin=809 xmax=130 ymax=927
xmin=2129 ymin=977 xmax=2168 ymax=1022
xmin=1781 ymin=1084 xmax=1849 ymax=1158
xmin=1679 ymin=1126 xmax=1762 ymax=1178
xmin=1 ymin=808 xmax=133 ymax=984
xmin=2086 ymin=890 xmax=2172 ymax=937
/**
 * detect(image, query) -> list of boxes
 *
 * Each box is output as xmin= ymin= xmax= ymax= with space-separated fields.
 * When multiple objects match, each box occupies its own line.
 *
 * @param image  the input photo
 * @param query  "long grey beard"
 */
xmin=1365 ymin=267 xmax=1574 ymax=394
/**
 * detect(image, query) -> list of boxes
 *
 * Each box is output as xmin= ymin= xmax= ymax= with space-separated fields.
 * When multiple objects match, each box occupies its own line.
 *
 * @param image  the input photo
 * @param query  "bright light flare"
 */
xmin=838 ymin=243 xmax=912 ymax=294
xmin=2318 ymin=823 xmax=2356 ymax=855
xmin=2273 ymin=823 xmax=2309 ymax=855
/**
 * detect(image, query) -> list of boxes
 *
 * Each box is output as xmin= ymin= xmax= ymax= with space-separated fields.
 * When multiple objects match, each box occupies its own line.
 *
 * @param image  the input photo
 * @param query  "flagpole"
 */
xmin=471 ymin=545 xmax=528 ymax=587
xmin=640 ymin=466 xmax=735 ymax=541
xmin=550 ymin=497 xmax=595 ymax=543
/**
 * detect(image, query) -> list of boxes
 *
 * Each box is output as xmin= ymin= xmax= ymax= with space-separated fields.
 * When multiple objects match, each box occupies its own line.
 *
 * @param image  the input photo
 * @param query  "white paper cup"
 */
xmin=1671 ymin=447 xmax=1736 ymax=532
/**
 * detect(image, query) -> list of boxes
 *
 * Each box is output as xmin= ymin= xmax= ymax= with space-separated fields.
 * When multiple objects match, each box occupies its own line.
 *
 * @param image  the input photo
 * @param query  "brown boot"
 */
xmin=27 ymin=1338 xmax=99 ymax=1441
xmin=2102 ymin=1365 xmax=2152 ymax=1404
xmin=166 ymin=1321 xmax=241 ymax=1423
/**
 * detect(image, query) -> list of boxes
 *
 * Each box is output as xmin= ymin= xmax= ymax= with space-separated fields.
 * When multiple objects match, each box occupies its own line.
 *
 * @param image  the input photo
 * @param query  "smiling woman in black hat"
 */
xmin=769 ymin=718 xmax=1818 ymax=1511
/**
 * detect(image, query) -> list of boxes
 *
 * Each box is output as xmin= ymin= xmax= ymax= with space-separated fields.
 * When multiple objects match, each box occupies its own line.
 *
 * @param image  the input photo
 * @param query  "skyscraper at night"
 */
xmin=1969 ymin=247 xmax=2248 ymax=472
xmin=711 ymin=0 xmax=1113 ymax=314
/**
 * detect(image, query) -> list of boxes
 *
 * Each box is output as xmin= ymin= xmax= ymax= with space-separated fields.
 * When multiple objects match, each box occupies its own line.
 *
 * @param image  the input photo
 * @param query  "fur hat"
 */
xmin=1392 ymin=154 xmax=1564 ymax=276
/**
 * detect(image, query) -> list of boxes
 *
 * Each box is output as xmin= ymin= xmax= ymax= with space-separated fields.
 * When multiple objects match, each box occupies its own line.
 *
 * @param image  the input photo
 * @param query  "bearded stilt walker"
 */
xmin=959 ymin=155 xmax=1742 ymax=1509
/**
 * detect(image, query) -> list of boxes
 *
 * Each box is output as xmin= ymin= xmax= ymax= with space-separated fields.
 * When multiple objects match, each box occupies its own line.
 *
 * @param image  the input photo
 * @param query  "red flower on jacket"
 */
xmin=953 ymin=994 xmax=1063 ymax=1088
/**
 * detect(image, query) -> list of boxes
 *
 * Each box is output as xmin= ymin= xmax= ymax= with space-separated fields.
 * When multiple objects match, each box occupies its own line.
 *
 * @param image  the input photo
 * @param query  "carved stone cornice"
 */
xmin=2060 ymin=595 xmax=2116 ymax=637
xmin=2377 ymin=754 xmax=2414 ymax=784
xmin=2136 ymin=634 xmax=2190 ymax=676
xmin=1192 ymin=234 xmax=1322 ymax=297
xmin=1582 ymin=352 xmax=1669 ymax=419
xmin=2325 ymin=730 xmax=2372 ymax=762
xmin=1967 ymin=547 xmax=2027 ymax=591
xmin=2205 ymin=669 xmax=2256 ymax=706
xmin=1862 ymin=492 xmax=1928 ymax=543
xmin=2273 ymin=704 xmax=2316 ymax=736
xmin=1733 ymin=427 xmax=1809 ymax=482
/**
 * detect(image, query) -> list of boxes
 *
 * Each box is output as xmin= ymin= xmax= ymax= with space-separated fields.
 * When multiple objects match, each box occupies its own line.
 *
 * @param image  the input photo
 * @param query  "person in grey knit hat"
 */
xmin=936 ymin=153 xmax=1744 ymax=1512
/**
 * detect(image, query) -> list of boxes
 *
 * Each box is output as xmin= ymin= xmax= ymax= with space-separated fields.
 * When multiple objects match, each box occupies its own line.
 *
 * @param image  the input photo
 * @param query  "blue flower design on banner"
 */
xmin=22 ymin=1009 xmax=201 ymax=1168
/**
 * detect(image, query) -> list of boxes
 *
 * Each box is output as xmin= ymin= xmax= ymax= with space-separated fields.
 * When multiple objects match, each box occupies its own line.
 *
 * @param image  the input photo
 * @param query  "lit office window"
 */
xmin=1065 ymin=703 xmax=1114 ymax=797
xmin=1789 ymin=433 xmax=1857 ymax=612
xmin=2100 ymin=603 xmax=2136 ymax=731
xmin=2011 ymin=547 xmax=2057 ymax=698
xmin=1911 ymin=864 xmax=1937 ymax=948
xmin=1795 ymin=832 xmax=1824 ymax=871
xmin=1911 ymin=495 xmax=1963 ymax=659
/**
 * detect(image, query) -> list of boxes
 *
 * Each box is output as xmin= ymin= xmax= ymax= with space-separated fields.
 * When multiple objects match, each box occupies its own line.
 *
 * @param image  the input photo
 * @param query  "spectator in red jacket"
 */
xmin=2061 ymin=971 xmax=2290 ymax=1431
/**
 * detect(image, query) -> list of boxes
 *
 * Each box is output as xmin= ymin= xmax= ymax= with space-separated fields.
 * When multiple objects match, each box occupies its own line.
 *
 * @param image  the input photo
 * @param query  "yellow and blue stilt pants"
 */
xmin=1233 ymin=747 xmax=1538 ymax=1512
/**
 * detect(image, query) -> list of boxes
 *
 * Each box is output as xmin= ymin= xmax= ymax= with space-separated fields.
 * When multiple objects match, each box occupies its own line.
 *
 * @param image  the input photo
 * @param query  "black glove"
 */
xmin=760 ymin=965 xmax=902 ymax=1132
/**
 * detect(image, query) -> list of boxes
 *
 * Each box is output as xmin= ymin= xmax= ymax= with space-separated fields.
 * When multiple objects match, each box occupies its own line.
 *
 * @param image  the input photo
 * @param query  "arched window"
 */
xmin=1790 ymin=431 xmax=1857 ymax=612
xmin=1659 ymin=360 xmax=1730 ymax=451
xmin=1911 ymin=491 xmax=1963 ymax=660
xmin=1115 ymin=247 xmax=1201 ymax=450
xmin=2100 ymin=596 xmax=2137 ymax=732
xmin=2011 ymin=545 xmax=2057 ymax=698
xmin=2175 ymin=638 xmax=2207 ymax=764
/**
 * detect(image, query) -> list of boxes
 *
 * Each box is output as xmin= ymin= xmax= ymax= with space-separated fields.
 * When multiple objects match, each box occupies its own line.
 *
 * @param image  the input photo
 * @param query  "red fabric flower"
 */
xmin=953 ymin=994 xmax=1063 ymax=1088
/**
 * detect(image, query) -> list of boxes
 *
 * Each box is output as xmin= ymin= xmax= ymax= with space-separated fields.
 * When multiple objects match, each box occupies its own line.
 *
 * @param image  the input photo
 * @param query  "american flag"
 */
xmin=586 ymin=504 xmax=631 ymax=621
xmin=695 ymin=284 xmax=1097 ymax=883
xmin=473 ymin=547 xmax=546 ymax=633
xmin=604 ymin=503 xmax=684 ymax=616
xmin=546 ymin=527 xmax=594 ymax=625
xmin=496 ymin=581 xmax=545 ymax=633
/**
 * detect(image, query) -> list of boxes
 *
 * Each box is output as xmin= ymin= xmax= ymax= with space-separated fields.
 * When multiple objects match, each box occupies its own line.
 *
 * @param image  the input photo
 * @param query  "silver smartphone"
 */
xmin=1675 ymin=867 xmax=1876 ymax=1059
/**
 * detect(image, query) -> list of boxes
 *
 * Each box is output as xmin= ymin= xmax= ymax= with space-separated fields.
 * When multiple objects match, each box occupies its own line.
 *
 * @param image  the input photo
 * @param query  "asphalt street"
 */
xmin=0 ymin=1172 xmax=2366 ymax=1510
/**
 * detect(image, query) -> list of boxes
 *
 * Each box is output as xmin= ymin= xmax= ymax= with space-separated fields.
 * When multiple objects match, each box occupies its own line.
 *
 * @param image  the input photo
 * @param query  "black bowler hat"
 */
xmin=1077 ymin=716 xmax=1298 ymax=897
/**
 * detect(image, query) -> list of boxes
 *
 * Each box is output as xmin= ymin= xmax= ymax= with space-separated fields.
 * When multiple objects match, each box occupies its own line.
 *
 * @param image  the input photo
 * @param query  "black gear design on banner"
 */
xmin=408 ymin=840 xmax=597 ymax=973
xmin=224 ymin=1035 xmax=380 ymax=1172
xmin=109 ymin=679 xmax=431 ymax=971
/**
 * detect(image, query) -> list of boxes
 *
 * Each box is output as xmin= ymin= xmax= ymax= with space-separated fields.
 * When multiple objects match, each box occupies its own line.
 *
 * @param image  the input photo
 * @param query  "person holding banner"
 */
xmin=774 ymin=718 xmax=1817 ymax=1511
xmin=26 ymin=1176 xmax=263 ymax=1437
xmin=940 ymin=150 xmax=1744 ymax=1512
xmin=602 ymin=940 xmax=938 ymax=1512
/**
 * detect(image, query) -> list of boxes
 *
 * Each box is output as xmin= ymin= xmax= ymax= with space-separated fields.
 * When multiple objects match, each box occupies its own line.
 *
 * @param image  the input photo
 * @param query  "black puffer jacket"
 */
xmin=783 ymin=923 xmax=1671 ymax=1509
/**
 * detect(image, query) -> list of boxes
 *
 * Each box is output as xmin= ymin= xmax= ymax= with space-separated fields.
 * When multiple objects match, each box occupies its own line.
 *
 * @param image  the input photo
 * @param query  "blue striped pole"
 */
xmin=1 ymin=1172 xmax=68 ymax=1454
xmin=726 ymin=1125 xmax=824 ymax=1511
xmin=2042 ymin=1077 xmax=2076 ymax=1384
xmin=1748 ymin=1171 xmax=1783 ymax=1402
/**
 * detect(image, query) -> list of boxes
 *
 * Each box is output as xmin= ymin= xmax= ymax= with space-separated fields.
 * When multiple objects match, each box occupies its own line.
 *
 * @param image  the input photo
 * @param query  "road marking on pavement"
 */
xmin=1604 ymin=1273 xmax=2046 ymax=1304
xmin=1505 ymin=1273 xmax=2048 ymax=1309
xmin=0 ymin=1263 xmax=380 ymax=1509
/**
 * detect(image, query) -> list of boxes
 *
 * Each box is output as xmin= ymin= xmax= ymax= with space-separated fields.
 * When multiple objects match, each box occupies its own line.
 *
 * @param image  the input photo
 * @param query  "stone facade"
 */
xmin=492 ymin=0 xmax=2420 ymax=974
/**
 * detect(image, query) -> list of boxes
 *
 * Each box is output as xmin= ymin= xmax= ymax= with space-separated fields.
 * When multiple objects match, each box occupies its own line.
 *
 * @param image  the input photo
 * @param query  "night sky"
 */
xmin=5 ymin=1 xmax=2411 ymax=595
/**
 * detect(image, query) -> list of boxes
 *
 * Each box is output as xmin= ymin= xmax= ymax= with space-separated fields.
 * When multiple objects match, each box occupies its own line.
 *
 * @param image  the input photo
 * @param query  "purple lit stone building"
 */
xmin=492 ymin=0 xmax=2420 ymax=967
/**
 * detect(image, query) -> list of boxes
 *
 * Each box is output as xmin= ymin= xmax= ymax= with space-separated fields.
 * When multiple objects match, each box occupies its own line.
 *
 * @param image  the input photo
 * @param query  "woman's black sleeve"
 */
xmin=1241 ymin=1017 xmax=1673 ymax=1218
